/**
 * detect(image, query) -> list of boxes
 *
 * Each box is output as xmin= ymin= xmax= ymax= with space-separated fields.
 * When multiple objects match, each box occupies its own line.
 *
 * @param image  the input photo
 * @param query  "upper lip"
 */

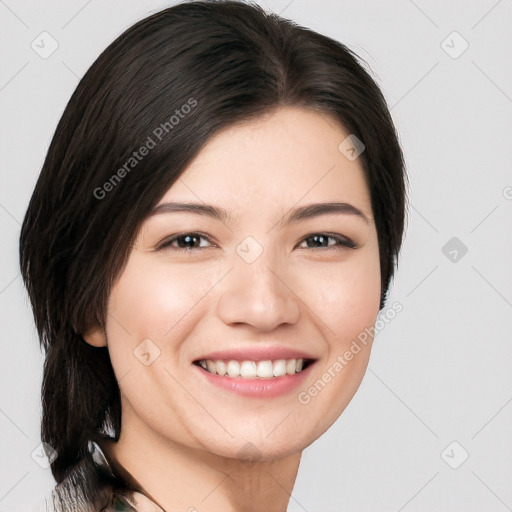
xmin=193 ymin=346 xmax=318 ymax=362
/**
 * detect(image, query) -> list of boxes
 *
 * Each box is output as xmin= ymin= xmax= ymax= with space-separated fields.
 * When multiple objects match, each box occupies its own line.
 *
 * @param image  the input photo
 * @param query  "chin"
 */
xmin=198 ymin=423 xmax=317 ymax=463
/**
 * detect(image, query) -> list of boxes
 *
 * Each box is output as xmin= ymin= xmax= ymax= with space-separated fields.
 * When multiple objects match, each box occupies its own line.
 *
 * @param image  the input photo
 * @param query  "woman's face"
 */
xmin=87 ymin=106 xmax=381 ymax=461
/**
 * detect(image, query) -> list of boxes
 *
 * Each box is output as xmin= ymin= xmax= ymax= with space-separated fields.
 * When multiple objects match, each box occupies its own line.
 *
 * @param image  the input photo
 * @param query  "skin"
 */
xmin=84 ymin=106 xmax=381 ymax=512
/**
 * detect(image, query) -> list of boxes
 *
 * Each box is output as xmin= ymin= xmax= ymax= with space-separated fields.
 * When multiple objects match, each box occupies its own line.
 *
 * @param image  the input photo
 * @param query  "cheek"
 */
xmin=105 ymin=253 xmax=226 ymax=384
xmin=108 ymin=254 xmax=203 ymax=341
xmin=296 ymin=246 xmax=380 ymax=428
xmin=104 ymin=255 xmax=209 ymax=410
xmin=305 ymin=243 xmax=381 ymax=340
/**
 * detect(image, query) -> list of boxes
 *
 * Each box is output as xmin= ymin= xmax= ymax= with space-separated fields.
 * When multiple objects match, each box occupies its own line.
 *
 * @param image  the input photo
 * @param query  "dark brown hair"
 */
xmin=19 ymin=0 xmax=408 ymax=484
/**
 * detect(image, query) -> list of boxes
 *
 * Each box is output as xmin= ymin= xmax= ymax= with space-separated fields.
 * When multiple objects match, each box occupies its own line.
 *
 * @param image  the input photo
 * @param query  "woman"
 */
xmin=21 ymin=1 xmax=408 ymax=510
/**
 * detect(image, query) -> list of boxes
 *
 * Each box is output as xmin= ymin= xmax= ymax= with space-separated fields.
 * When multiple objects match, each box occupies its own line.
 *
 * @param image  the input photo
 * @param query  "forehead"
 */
xmin=154 ymin=106 xmax=372 ymax=224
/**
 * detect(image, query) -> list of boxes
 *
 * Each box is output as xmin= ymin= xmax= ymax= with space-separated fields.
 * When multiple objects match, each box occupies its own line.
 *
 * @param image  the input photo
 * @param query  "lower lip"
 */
xmin=193 ymin=362 xmax=315 ymax=398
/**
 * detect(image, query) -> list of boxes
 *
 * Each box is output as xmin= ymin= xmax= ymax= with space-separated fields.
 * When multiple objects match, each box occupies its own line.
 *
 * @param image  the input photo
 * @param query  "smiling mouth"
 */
xmin=193 ymin=358 xmax=315 ymax=379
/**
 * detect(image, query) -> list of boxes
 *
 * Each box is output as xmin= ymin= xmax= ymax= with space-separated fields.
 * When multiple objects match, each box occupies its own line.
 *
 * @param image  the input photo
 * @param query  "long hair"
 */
xmin=19 ymin=0 xmax=408 ymax=484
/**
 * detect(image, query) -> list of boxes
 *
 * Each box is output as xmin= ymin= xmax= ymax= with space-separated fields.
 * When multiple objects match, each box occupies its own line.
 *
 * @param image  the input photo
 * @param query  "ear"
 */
xmin=82 ymin=324 xmax=108 ymax=347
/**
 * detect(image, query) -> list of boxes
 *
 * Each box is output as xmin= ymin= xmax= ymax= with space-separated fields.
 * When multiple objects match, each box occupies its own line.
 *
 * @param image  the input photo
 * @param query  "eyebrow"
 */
xmin=147 ymin=201 xmax=370 ymax=226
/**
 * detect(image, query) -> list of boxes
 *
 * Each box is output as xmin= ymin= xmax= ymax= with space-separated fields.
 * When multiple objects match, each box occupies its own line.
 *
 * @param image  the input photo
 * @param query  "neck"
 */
xmin=100 ymin=413 xmax=302 ymax=512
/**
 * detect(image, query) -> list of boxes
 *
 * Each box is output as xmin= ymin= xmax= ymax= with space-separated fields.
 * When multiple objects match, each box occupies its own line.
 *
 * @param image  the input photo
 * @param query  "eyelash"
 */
xmin=157 ymin=232 xmax=357 ymax=252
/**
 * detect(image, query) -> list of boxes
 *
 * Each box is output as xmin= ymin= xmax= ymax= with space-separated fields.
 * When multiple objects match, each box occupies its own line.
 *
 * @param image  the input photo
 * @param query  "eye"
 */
xmin=297 ymin=233 xmax=357 ymax=250
xmin=156 ymin=231 xmax=357 ymax=253
xmin=157 ymin=232 xmax=215 ymax=252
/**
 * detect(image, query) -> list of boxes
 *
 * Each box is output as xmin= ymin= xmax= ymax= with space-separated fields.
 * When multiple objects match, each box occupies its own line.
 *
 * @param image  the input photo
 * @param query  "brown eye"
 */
xmin=156 ymin=231 xmax=357 ymax=253
xmin=158 ymin=232 xmax=214 ymax=252
xmin=298 ymin=233 xmax=356 ymax=250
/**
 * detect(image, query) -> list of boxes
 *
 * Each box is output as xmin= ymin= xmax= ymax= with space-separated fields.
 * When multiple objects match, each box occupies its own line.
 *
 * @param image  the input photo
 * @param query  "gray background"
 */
xmin=1 ymin=0 xmax=511 ymax=510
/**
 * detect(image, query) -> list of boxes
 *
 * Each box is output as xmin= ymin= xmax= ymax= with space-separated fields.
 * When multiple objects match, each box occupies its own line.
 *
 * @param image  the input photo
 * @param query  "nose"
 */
xmin=217 ymin=253 xmax=301 ymax=332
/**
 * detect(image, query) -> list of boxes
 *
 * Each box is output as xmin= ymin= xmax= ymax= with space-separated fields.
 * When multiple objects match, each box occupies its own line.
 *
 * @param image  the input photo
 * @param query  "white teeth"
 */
xmin=240 ymin=360 xmax=257 ymax=378
xmin=226 ymin=360 xmax=240 ymax=377
xmin=197 ymin=358 xmax=307 ymax=378
xmin=216 ymin=360 xmax=227 ymax=376
xmin=256 ymin=360 xmax=273 ymax=379
xmin=286 ymin=358 xmax=296 ymax=375
xmin=206 ymin=360 xmax=216 ymax=374
xmin=272 ymin=359 xmax=287 ymax=377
